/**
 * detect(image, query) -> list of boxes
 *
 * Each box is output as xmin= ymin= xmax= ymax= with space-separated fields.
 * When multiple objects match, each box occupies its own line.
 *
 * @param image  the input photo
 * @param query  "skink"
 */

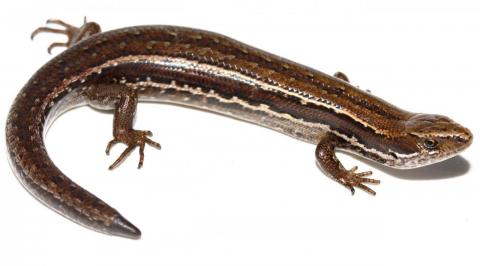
xmin=6 ymin=19 xmax=473 ymax=239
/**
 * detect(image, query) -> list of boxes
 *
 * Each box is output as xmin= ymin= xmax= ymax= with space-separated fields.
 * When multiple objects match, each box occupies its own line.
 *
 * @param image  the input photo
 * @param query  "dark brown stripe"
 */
xmin=82 ymin=61 xmax=415 ymax=156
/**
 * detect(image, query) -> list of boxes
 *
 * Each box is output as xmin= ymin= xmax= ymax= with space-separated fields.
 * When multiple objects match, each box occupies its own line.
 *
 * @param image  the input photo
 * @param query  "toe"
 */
xmin=355 ymin=183 xmax=376 ymax=195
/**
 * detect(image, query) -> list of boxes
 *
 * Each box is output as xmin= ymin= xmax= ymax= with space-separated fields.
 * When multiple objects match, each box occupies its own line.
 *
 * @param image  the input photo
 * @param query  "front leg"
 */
xmin=85 ymin=85 xmax=161 ymax=169
xmin=315 ymin=134 xmax=380 ymax=195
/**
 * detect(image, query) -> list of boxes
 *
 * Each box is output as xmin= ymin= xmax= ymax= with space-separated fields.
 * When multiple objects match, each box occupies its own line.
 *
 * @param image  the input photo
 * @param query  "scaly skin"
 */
xmin=6 ymin=19 xmax=473 ymax=238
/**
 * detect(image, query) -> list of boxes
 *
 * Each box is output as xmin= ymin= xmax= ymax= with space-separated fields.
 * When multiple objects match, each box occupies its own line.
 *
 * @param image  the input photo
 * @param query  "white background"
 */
xmin=1 ymin=0 xmax=479 ymax=265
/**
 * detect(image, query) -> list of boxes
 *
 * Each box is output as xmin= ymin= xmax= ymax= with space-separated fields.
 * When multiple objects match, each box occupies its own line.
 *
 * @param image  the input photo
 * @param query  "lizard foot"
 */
xmin=106 ymin=130 xmax=161 ymax=170
xmin=335 ymin=166 xmax=380 ymax=195
xmin=31 ymin=17 xmax=101 ymax=54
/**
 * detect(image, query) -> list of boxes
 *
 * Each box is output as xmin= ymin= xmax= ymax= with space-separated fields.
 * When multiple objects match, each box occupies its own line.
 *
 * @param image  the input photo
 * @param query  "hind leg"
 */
xmin=85 ymin=84 xmax=161 ymax=169
xmin=31 ymin=18 xmax=101 ymax=53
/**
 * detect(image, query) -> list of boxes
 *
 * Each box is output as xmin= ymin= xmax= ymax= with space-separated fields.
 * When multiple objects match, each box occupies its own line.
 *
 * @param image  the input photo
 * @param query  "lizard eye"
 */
xmin=423 ymin=139 xmax=438 ymax=149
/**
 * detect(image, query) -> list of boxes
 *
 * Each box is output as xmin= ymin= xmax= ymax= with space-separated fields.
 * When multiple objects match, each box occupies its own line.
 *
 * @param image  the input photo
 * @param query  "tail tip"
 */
xmin=109 ymin=215 xmax=141 ymax=239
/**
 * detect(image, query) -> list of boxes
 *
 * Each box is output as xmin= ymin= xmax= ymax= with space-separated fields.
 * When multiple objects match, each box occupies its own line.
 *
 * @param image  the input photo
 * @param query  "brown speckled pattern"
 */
xmin=5 ymin=19 xmax=473 ymax=239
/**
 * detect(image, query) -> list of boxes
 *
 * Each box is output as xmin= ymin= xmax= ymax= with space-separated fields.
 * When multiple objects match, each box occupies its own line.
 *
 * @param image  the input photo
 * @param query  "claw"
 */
xmin=145 ymin=138 xmax=161 ymax=149
xmin=109 ymin=145 xmax=136 ymax=170
xmin=138 ymin=143 xmax=145 ymax=169
xmin=47 ymin=42 xmax=68 ymax=54
xmin=143 ymin=130 xmax=153 ymax=137
xmin=105 ymin=139 xmax=119 ymax=155
xmin=31 ymin=27 xmax=67 ymax=40
xmin=355 ymin=183 xmax=377 ymax=195
xmin=46 ymin=19 xmax=75 ymax=28
xmin=355 ymin=171 xmax=373 ymax=178
xmin=347 ymin=185 xmax=355 ymax=195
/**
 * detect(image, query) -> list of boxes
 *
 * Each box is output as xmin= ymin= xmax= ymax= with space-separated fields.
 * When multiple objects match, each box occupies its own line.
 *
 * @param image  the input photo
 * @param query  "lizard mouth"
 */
xmin=391 ymin=138 xmax=472 ymax=170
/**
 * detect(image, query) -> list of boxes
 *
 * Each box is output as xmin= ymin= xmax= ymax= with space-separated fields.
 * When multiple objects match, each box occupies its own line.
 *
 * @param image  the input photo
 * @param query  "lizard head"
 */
xmin=389 ymin=113 xmax=472 ymax=168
